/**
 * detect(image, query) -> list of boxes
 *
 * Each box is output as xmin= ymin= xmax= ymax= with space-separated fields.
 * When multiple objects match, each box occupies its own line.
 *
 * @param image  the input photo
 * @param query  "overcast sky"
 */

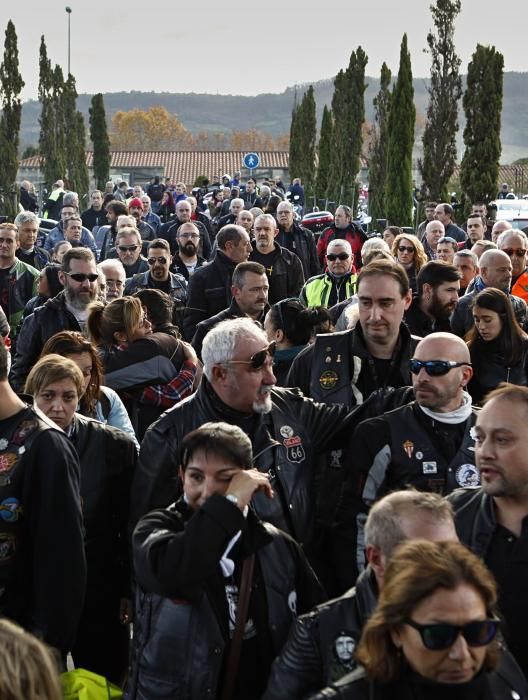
xmin=6 ymin=0 xmax=528 ymax=102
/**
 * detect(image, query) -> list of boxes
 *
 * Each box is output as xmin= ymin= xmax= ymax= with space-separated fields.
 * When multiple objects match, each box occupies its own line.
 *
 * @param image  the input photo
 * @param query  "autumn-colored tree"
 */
xmin=110 ymin=106 xmax=191 ymax=150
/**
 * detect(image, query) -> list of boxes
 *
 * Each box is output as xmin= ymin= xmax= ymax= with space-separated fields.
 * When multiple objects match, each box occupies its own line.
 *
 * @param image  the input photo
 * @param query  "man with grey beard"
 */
xmin=10 ymin=248 xmax=98 ymax=391
xmin=131 ymin=317 xmax=375 ymax=551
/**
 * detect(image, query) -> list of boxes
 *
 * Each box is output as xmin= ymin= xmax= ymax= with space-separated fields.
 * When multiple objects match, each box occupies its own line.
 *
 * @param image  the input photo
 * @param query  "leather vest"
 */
xmin=0 ymin=407 xmax=54 ymax=608
xmin=309 ymin=331 xmax=360 ymax=406
xmin=384 ymin=404 xmax=480 ymax=495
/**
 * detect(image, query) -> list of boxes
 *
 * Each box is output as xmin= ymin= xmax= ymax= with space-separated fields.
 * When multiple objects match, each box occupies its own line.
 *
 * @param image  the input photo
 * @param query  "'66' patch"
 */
xmin=283 ymin=435 xmax=306 ymax=463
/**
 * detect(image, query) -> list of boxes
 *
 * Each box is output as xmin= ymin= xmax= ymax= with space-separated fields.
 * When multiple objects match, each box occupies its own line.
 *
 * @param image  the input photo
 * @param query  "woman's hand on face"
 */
xmin=225 ymin=469 xmax=274 ymax=511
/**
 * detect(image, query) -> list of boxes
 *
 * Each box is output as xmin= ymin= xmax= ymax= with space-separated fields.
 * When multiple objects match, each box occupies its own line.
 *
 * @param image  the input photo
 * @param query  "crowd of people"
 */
xmin=0 ymin=176 xmax=528 ymax=699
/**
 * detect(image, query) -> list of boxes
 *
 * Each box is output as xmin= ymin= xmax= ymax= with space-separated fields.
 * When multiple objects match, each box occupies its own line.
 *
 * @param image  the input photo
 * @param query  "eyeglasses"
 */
xmin=64 ymin=272 xmax=99 ymax=283
xmin=502 ymin=248 xmax=527 ymax=258
xmin=222 ymin=341 xmax=276 ymax=370
xmin=117 ymin=245 xmax=140 ymax=252
xmin=178 ymin=233 xmax=200 ymax=240
xmin=327 ymin=253 xmax=350 ymax=261
xmin=398 ymin=245 xmax=414 ymax=253
xmin=148 ymin=256 xmax=168 ymax=265
xmin=409 ymin=359 xmax=472 ymax=376
xmin=405 ymin=619 xmax=499 ymax=651
xmin=139 ymin=315 xmax=151 ymax=328
xmin=106 ymin=279 xmax=124 ymax=288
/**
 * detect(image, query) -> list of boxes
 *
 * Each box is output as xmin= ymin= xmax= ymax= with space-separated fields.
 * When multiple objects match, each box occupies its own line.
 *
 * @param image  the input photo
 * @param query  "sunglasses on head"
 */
xmin=117 ymin=245 xmax=139 ymax=252
xmin=398 ymin=245 xmax=414 ymax=253
xmin=409 ymin=359 xmax=472 ymax=376
xmin=64 ymin=272 xmax=99 ymax=283
xmin=327 ymin=253 xmax=350 ymax=261
xmin=502 ymin=248 xmax=527 ymax=258
xmin=223 ymin=341 xmax=276 ymax=370
xmin=405 ymin=618 xmax=499 ymax=651
xmin=148 ymin=256 xmax=167 ymax=265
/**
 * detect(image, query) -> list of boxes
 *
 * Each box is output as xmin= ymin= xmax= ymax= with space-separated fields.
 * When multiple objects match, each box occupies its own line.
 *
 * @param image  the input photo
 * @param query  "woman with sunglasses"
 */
xmin=264 ymin=299 xmax=331 ymax=385
xmin=391 ymin=233 xmax=428 ymax=293
xmin=465 ymin=288 xmax=528 ymax=405
xmin=311 ymin=540 xmax=527 ymax=699
xmin=87 ymin=296 xmax=198 ymax=438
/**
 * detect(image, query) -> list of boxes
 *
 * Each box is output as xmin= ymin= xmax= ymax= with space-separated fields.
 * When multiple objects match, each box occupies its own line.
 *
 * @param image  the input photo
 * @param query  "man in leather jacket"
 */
xmin=263 ymin=490 xmax=458 ymax=699
xmin=449 ymin=383 xmax=528 ymax=678
xmin=130 ymin=318 xmax=393 ymax=546
xmin=351 ymin=333 xmax=479 ymax=570
xmin=130 ymin=422 xmax=323 ymax=700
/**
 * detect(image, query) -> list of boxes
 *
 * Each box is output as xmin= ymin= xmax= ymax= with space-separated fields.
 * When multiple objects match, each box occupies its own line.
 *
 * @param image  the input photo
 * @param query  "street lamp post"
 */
xmin=65 ymin=6 xmax=72 ymax=75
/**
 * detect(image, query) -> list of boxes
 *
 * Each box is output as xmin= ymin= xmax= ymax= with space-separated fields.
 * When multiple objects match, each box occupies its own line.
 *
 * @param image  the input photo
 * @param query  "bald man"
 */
xmin=450 ymin=249 xmax=526 ymax=337
xmin=347 ymin=332 xmax=479 ymax=567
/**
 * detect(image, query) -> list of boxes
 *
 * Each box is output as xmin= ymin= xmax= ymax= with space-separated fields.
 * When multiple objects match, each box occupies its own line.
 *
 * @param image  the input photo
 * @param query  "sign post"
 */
xmin=243 ymin=152 xmax=260 ymax=178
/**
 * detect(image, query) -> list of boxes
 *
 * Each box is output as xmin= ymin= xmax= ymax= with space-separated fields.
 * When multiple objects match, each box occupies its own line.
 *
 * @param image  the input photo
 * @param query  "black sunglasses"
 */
xmin=222 ymin=341 xmax=276 ymax=370
xmin=405 ymin=618 xmax=499 ymax=651
xmin=502 ymin=248 xmax=527 ymax=258
xmin=148 ymin=256 xmax=168 ymax=265
xmin=409 ymin=359 xmax=472 ymax=376
xmin=64 ymin=272 xmax=99 ymax=283
xmin=117 ymin=245 xmax=140 ymax=252
xmin=327 ymin=253 xmax=350 ymax=261
xmin=398 ymin=245 xmax=414 ymax=253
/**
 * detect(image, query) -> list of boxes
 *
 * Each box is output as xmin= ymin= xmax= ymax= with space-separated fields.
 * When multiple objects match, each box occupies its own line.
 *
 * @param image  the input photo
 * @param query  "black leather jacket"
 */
xmin=129 ymin=496 xmax=323 ymax=700
xmin=130 ymin=379 xmax=365 ymax=540
xmin=276 ymin=222 xmax=320 ymax=280
xmin=10 ymin=291 xmax=82 ymax=391
xmin=264 ymin=568 xmax=378 ymax=700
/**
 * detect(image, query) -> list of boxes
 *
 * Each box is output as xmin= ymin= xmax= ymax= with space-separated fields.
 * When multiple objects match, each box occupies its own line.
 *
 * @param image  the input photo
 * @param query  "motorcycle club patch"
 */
xmin=403 ymin=440 xmax=414 ymax=458
xmin=279 ymin=425 xmax=294 ymax=439
xmin=422 ymin=461 xmax=437 ymax=474
xmin=319 ymin=370 xmax=339 ymax=390
xmin=456 ymin=464 xmax=480 ymax=489
xmin=333 ymin=632 xmax=356 ymax=666
xmin=0 ymin=497 xmax=22 ymax=523
xmin=283 ymin=435 xmax=306 ymax=463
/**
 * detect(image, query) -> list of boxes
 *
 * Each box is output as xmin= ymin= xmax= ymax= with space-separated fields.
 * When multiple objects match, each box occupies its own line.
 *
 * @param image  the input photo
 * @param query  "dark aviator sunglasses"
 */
xmin=409 ymin=359 xmax=472 ymax=377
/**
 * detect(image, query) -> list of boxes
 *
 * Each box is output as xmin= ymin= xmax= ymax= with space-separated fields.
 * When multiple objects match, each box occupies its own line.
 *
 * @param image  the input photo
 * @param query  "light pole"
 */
xmin=65 ymin=6 xmax=72 ymax=75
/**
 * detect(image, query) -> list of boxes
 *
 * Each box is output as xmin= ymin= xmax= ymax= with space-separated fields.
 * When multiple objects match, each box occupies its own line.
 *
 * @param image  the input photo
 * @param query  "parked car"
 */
xmin=489 ymin=198 xmax=528 ymax=222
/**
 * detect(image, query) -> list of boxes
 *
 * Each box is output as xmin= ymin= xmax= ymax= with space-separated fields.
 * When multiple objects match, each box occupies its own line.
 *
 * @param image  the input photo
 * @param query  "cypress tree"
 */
xmin=329 ymin=47 xmax=368 ymax=207
xmin=62 ymin=73 xmax=89 ymax=202
xmin=38 ymin=36 xmax=56 ymax=189
xmin=367 ymin=62 xmax=392 ymax=226
xmin=459 ymin=45 xmax=504 ymax=204
xmin=288 ymin=96 xmax=302 ymax=184
xmin=0 ymin=20 xmax=25 ymax=219
xmin=385 ymin=34 xmax=415 ymax=227
xmin=315 ymin=105 xmax=333 ymax=204
xmin=419 ymin=0 xmax=462 ymax=201
xmin=89 ymin=93 xmax=111 ymax=190
xmin=299 ymin=85 xmax=317 ymax=206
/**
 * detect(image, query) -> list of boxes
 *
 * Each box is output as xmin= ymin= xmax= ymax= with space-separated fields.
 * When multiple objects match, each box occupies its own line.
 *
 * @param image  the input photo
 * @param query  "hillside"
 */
xmin=19 ymin=72 xmax=528 ymax=163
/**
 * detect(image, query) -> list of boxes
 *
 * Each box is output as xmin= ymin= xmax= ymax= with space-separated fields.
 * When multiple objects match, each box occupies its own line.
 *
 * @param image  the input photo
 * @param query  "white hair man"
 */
xmin=97 ymin=258 xmax=126 ymax=301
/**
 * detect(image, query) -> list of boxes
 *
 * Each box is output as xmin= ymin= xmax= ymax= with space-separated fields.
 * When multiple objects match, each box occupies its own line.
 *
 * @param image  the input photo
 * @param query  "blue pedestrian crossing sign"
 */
xmin=243 ymin=152 xmax=260 ymax=169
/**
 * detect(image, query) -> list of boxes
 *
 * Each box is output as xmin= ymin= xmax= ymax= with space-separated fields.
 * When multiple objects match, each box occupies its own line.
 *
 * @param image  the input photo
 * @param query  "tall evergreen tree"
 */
xmin=367 ymin=62 xmax=392 ymax=226
xmin=299 ymin=85 xmax=317 ymax=205
xmin=89 ymin=93 xmax=111 ymax=190
xmin=459 ymin=45 xmax=504 ymax=205
xmin=0 ymin=20 xmax=25 ymax=219
xmin=419 ymin=0 xmax=462 ymax=201
xmin=51 ymin=64 xmax=67 ymax=185
xmin=62 ymin=73 xmax=89 ymax=201
xmin=329 ymin=47 xmax=368 ymax=207
xmin=38 ymin=37 xmax=59 ymax=188
xmin=288 ymin=95 xmax=302 ymax=184
xmin=315 ymin=105 xmax=333 ymax=204
xmin=385 ymin=34 xmax=415 ymax=226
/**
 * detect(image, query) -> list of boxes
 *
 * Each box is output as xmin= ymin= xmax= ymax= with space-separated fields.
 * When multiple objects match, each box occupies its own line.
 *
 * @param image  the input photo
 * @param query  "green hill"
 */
xmin=19 ymin=72 xmax=528 ymax=163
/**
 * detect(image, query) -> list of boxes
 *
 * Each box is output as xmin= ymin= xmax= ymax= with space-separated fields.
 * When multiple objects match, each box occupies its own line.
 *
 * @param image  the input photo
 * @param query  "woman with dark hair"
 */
xmin=382 ymin=226 xmax=402 ymax=248
xmin=158 ymin=189 xmax=176 ymax=223
xmin=41 ymin=330 xmax=138 ymax=448
xmin=391 ymin=233 xmax=428 ymax=293
xmin=23 ymin=263 xmax=64 ymax=317
xmin=309 ymin=540 xmax=527 ymax=699
xmin=264 ymin=299 xmax=331 ymax=385
xmin=465 ymin=288 xmax=528 ymax=404
xmin=87 ymin=296 xmax=198 ymax=438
